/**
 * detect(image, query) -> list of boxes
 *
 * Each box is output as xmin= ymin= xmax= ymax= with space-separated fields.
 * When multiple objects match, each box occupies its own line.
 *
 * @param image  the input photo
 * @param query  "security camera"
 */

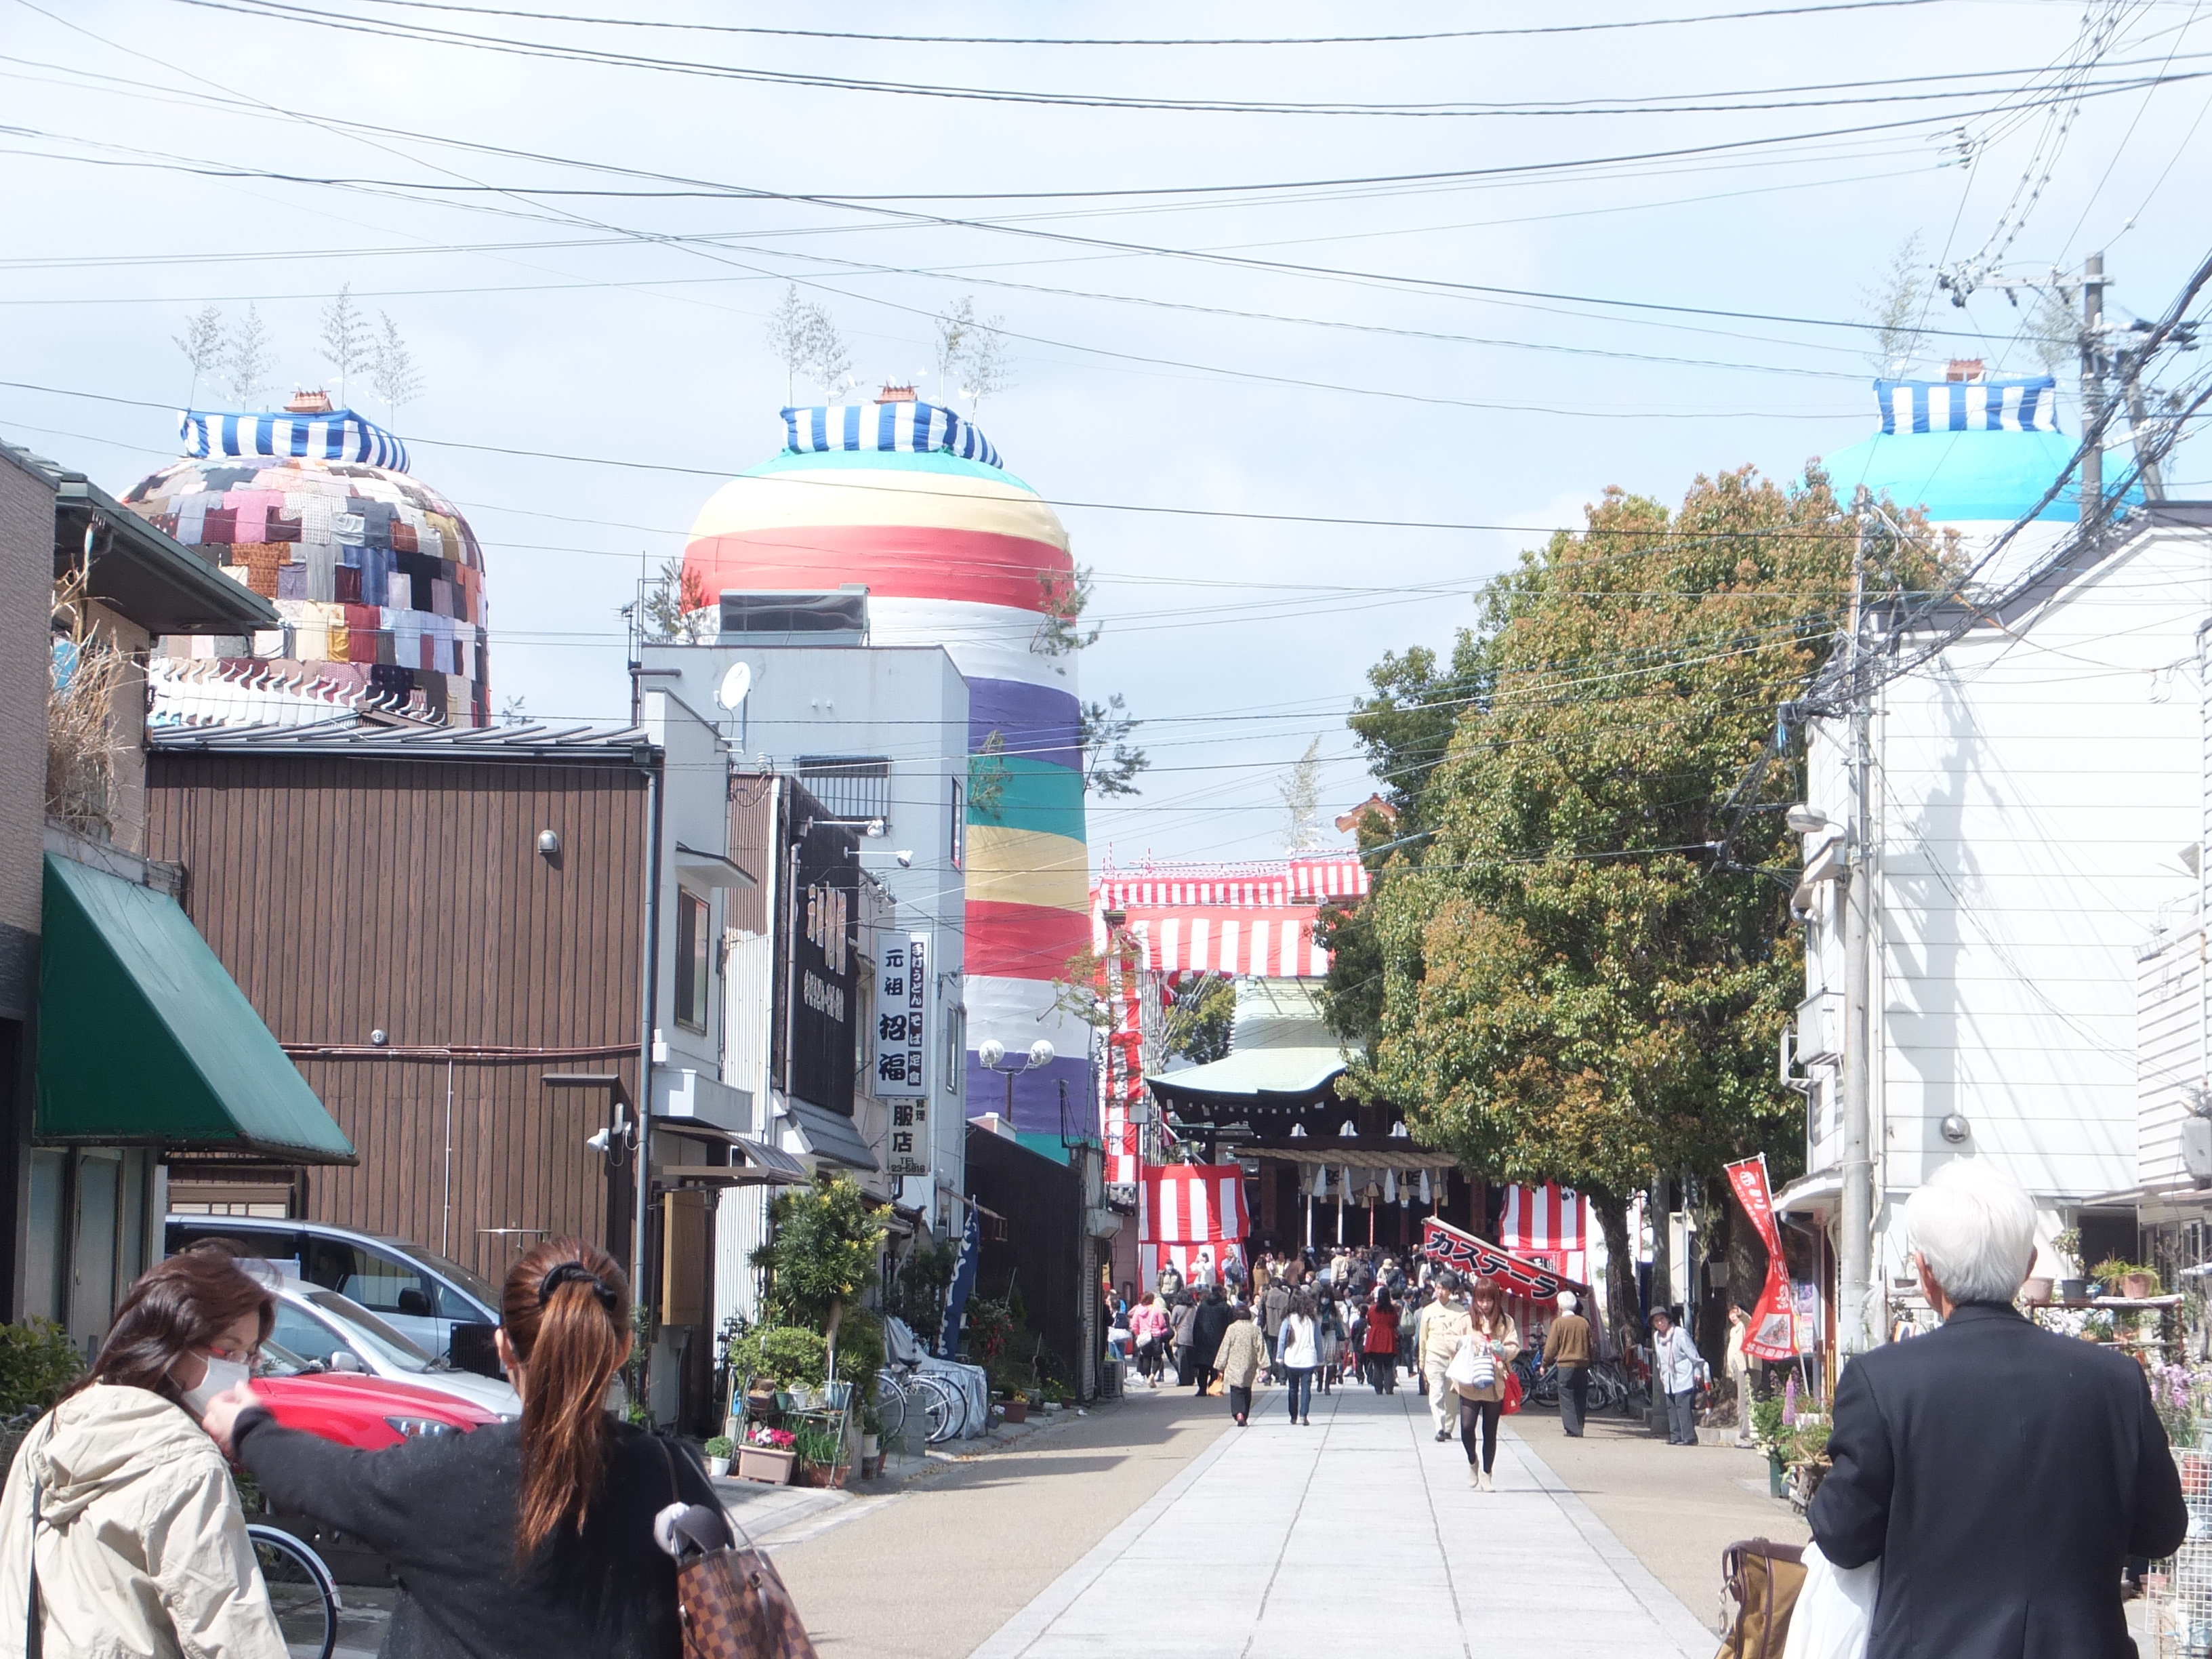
xmin=895 ymin=850 xmax=913 ymax=868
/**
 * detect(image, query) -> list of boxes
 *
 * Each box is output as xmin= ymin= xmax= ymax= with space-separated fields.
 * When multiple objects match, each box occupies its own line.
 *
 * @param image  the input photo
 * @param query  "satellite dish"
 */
xmin=715 ymin=661 xmax=752 ymax=711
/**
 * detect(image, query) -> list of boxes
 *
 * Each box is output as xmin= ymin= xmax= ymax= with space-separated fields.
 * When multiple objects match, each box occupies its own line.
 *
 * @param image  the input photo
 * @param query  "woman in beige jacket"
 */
xmin=0 ymin=1248 xmax=288 ymax=1659
xmin=1454 ymin=1276 xmax=1521 ymax=1491
xmin=1215 ymin=1305 xmax=1268 ymax=1427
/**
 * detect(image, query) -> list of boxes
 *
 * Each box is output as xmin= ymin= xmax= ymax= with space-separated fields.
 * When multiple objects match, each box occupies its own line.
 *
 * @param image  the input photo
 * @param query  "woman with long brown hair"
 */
xmin=0 ymin=1246 xmax=290 ymax=1657
xmin=1454 ymin=1275 xmax=1521 ymax=1491
xmin=205 ymin=1238 xmax=719 ymax=1658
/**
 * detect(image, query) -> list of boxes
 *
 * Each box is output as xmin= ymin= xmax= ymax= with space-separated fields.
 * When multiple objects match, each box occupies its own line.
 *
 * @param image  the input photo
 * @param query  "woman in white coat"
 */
xmin=0 ymin=1246 xmax=288 ymax=1659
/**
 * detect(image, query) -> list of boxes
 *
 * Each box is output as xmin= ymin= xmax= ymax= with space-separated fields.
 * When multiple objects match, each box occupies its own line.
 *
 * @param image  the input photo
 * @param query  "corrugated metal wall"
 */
xmin=144 ymin=752 xmax=648 ymax=1284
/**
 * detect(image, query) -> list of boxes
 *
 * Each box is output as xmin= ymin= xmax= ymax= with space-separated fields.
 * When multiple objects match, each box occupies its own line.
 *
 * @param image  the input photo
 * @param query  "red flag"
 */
xmin=1723 ymin=1156 xmax=1799 ymax=1362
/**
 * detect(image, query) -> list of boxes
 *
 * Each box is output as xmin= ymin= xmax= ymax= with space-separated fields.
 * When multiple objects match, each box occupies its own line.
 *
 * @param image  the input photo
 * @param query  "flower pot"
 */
xmin=1001 ymin=1401 xmax=1029 ymax=1424
xmin=2055 ymin=1279 xmax=2091 ymax=1303
xmin=1767 ymin=1451 xmax=1788 ymax=1500
xmin=706 ymin=1456 xmax=731 ymax=1477
xmin=860 ymin=1453 xmax=886 ymax=1480
xmin=794 ymin=1462 xmax=848 ymax=1490
xmin=2020 ymin=1277 xmax=2054 ymax=1307
xmin=737 ymin=1446 xmax=796 ymax=1486
xmin=2121 ymin=1273 xmax=2157 ymax=1300
xmin=787 ymin=1385 xmax=817 ymax=1411
xmin=860 ymin=1433 xmax=880 ymax=1460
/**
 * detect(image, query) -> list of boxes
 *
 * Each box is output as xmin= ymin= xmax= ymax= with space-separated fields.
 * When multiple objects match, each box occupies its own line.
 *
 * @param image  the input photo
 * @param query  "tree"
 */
xmin=1163 ymin=970 xmax=1236 ymax=1065
xmin=318 ymin=285 xmax=370 ymax=403
xmin=935 ymin=294 xmax=1013 ymax=412
xmin=222 ymin=304 xmax=274 ymax=407
xmin=1344 ymin=467 xmax=1946 ymax=1347
xmin=369 ymin=312 xmax=424 ymax=419
xmin=765 ymin=284 xmax=851 ymax=402
xmin=750 ymin=1170 xmax=886 ymax=1376
xmin=1862 ymin=232 xmax=1928 ymax=376
xmin=1278 ymin=735 xmax=1326 ymax=851
xmin=2026 ymin=283 xmax=2081 ymax=375
xmin=172 ymin=305 xmax=225 ymax=405
xmin=1036 ymin=565 xmax=1101 ymax=657
xmin=968 ymin=729 xmax=1010 ymax=819
xmin=641 ymin=556 xmax=711 ymax=641
xmin=1080 ymin=693 xmax=1149 ymax=797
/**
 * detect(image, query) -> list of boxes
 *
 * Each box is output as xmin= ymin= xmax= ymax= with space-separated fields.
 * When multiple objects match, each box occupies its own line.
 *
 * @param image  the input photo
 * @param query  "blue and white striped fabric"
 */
xmin=180 ymin=409 xmax=410 ymax=472
xmin=1874 ymin=377 xmax=2060 ymax=435
xmin=781 ymin=401 xmax=1000 ymax=470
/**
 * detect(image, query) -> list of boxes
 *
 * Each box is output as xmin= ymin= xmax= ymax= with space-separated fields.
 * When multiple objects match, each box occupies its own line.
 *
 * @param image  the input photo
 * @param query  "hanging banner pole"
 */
xmin=1723 ymin=1155 xmax=1801 ymax=1362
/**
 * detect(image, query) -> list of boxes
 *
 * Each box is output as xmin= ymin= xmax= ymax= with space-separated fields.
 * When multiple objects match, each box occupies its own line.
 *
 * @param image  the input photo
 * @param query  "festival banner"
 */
xmin=1420 ymin=1216 xmax=1587 ymax=1301
xmin=1723 ymin=1155 xmax=1800 ymax=1362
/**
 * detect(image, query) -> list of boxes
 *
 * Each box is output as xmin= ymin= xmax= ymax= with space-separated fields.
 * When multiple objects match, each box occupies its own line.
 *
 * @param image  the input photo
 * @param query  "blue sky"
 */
xmin=5 ymin=0 xmax=2207 ymax=864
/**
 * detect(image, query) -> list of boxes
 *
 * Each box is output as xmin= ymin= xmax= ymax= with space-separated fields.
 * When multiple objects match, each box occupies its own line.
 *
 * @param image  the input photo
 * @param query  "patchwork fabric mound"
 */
xmin=123 ymin=425 xmax=488 ymax=728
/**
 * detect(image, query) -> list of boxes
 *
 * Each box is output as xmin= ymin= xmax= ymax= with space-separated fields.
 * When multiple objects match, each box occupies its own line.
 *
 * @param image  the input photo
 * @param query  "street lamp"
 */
xmin=977 ymin=1037 xmax=1054 ymax=1120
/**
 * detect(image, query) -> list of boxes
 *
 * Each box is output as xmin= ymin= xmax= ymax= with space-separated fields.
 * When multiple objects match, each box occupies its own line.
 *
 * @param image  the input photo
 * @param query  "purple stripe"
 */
xmin=968 ymin=676 xmax=1080 ymax=770
xmin=975 ymin=1052 xmax=1093 ymax=1137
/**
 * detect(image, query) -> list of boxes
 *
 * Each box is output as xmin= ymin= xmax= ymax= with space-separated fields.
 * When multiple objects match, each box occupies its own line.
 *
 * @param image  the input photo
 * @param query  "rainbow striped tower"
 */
xmin=684 ymin=398 xmax=1092 ymax=1151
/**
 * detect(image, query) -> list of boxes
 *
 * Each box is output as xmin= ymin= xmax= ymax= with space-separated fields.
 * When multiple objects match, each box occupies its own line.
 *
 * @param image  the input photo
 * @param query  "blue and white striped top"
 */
xmin=1874 ymin=377 xmax=2060 ymax=435
xmin=781 ymin=401 xmax=1000 ymax=470
xmin=180 ymin=408 xmax=409 ymax=472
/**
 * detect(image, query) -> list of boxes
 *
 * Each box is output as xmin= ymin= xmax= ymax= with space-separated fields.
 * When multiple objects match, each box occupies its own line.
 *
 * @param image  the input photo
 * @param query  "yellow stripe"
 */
xmin=689 ymin=467 xmax=1069 ymax=552
xmin=964 ymin=825 xmax=1090 ymax=914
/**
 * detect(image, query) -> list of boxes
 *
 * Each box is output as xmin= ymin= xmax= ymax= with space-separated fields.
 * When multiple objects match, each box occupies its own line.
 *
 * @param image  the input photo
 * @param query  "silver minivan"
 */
xmin=165 ymin=1214 xmax=503 ymax=1365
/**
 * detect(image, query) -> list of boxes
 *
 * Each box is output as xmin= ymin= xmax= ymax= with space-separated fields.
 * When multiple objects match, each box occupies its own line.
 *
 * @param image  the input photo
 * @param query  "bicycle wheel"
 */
xmin=915 ymin=1374 xmax=962 ymax=1443
xmin=872 ymin=1368 xmax=909 ymax=1443
xmin=247 ymin=1523 xmax=340 ymax=1659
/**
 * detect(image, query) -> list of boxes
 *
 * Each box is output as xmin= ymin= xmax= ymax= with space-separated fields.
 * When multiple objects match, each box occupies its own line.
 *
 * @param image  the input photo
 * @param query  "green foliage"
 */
xmin=834 ymin=1306 xmax=885 ymax=1392
xmin=1081 ymin=693 xmax=1150 ymax=798
xmin=964 ymin=1296 xmax=1015 ymax=1365
xmin=885 ymin=1240 xmax=958 ymax=1337
xmin=2091 ymin=1258 xmax=2162 ymax=1293
xmin=1347 ymin=468 xmax=1946 ymax=1200
xmin=1165 ymin=972 xmax=1236 ymax=1065
xmin=790 ymin=1422 xmax=844 ymax=1468
xmin=0 ymin=1320 xmax=81 ymax=1417
xmin=969 ymin=731 xmax=1010 ymax=821
xmin=752 ymin=1171 xmax=886 ymax=1329
xmin=728 ymin=1326 xmax=828 ymax=1389
xmin=1750 ymin=1391 xmax=1786 ymax=1450
xmin=705 ymin=1435 xmax=735 ymax=1458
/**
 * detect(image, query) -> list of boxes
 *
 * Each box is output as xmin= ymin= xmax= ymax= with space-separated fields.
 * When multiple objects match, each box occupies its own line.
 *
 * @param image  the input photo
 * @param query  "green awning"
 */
xmin=36 ymin=855 xmax=356 ymax=1163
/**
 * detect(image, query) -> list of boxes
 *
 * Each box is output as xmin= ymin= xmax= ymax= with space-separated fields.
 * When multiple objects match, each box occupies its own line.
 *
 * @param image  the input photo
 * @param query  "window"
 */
xmin=797 ymin=756 xmax=892 ymax=826
xmin=303 ymin=1240 xmax=437 ymax=1320
xmin=949 ymin=778 xmax=965 ymax=872
xmin=674 ymin=888 xmax=710 ymax=1031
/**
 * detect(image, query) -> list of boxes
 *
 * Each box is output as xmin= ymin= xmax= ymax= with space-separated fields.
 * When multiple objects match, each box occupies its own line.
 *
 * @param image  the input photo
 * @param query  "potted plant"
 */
xmin=2052 ymin=1229 xmax=2090 ymax=1302
xmin=790 ymin=1423 xmax=847 ymax=1488
xmin=1001 ymin=1389 xmax=1030 ymax=1425
xmin=737 ymin=1425 xmax=796 ymax=1486
xmin=703 ymin=1435 xmax=735 ymax=1479
xmin=2091 ymin=1258 xmax=2163 ymax=1300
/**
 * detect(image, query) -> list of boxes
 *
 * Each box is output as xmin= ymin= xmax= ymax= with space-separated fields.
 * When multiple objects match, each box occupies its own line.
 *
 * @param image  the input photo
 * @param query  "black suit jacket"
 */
xmin=1809 ymin=1303 xmax=2188 ymax=1659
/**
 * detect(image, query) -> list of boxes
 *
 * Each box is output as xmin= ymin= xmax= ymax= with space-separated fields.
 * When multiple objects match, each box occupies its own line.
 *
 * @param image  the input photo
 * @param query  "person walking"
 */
xmin=1416 ymin=1272 xmax=1473 ymax=1441
xmin=1363 ymin=1288 xmax=1401 ymax=1394
xmin=1216 ymin=1305 xmax=1267 ymax=1427
xmin=1454 ymin=1276 xmax=1520 ymax=1491
xmin=1809 ymin=1162 xmax=2186 ymax=1659
xmin=1278 ymin=1290 xmax=1322 ymax=1425
xmin=1317 ymin=1288 xmax=1346 ymax=1393
xmin=1189 ymin=1285 xmax=1231 ymax=1395
xmin=1130 ymin=1291 xmax=1170 ymax=1387
xmin=1260 ymin=1275 xmax=1292 ymax=1383
xmin=205 ymin=1238 xmax=722 ymax=1659
xmin=1543 ymin=1291 xmax=1596 ymax=1437
xmin=1168 ymin=1300 xmax=1203 ymax=1389
xmin=1650 ymin=1307 xmax=1702 ymax=1446
xmin=0 ymin=1248 xmax=291 ymax=1659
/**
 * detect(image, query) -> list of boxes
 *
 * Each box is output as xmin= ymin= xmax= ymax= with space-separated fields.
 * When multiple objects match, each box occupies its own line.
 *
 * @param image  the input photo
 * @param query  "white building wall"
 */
xmin=2137 ymin=921 xmax=2203 ymax=1189
xmin=1800 ymin=518 xmax=2212 ymax=1305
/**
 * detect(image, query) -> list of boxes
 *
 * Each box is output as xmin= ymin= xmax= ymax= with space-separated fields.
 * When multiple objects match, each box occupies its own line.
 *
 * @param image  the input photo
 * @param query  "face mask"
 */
xmin=175 ymin=1354 xmax=251 ymax=1418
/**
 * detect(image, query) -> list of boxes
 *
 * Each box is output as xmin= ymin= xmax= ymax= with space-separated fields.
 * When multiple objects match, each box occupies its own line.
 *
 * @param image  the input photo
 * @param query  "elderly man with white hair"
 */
xmin=1542 ymin=1290 xmax=1596 ymax=1436
xmin=1809 ymin=1159 xmax=2186 ymax=1659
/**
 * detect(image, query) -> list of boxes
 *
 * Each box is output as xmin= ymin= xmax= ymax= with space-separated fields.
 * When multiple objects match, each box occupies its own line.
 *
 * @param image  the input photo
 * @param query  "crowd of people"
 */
xmin=1105 ymin=1244 xmax=1620 ymax=1487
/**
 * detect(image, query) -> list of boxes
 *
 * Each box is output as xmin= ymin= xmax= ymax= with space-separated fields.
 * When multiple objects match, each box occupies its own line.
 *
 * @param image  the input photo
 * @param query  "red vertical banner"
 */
xmin=1723 ymin=1155 xmax=1799 ymax=1362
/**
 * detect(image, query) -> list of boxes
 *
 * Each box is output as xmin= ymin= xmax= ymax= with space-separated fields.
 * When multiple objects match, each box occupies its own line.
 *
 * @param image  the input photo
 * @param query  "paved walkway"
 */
xmin=970 ymin=1382 xmax=1717 ymax=1658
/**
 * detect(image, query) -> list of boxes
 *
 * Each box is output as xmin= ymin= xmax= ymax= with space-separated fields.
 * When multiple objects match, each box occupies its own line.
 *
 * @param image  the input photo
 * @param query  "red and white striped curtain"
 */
xmin=1139 ymin=1163 xmax=1250 ymax=1288
xmin=1500 ymin=1184 xmax=1589 ymax=1288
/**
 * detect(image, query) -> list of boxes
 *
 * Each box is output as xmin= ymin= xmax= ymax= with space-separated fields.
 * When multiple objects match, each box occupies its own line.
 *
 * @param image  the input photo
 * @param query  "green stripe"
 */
xmin=747 ymin=447 xmax=1040 ymax=494
xmin=968 ymin=755 xmax=1087 ymax=841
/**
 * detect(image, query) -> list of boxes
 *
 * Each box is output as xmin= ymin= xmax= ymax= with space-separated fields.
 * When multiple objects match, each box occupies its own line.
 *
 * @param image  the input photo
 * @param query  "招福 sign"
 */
xmin=874 ymin=933 xmax=931 ymax=1176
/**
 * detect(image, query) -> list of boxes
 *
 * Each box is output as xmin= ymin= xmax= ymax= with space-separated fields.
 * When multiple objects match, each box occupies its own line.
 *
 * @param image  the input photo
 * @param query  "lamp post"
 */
xmin=977 ymin=1037 xmax=1055 ymax=1124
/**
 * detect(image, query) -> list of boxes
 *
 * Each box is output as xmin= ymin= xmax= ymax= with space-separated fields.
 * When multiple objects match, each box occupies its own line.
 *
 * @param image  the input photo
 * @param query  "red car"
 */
xmin=253 ymin=1336 xmax=497 ymax=1448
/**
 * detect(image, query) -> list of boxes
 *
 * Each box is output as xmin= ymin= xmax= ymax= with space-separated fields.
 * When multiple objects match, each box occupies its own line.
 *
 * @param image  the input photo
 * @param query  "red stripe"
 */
xmin=965 ymin=901 xmax=1092 ymax=979
xmin=687 ymin=524 xmax=1069 ymax=611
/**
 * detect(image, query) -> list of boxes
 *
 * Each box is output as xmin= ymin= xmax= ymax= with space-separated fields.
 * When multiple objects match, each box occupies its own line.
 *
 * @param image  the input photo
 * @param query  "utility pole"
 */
xmin=2081 ymin=251 xmax=2107 ymax=515
xmin=1839 ymin=498 xmax=1875 ymax=1357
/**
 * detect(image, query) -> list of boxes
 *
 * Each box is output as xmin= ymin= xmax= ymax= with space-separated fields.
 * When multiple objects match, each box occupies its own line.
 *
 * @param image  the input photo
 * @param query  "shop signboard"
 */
xmin=875 ymin=933 xmax=933 ymax=1177
xmin=789 ymin=823 xmax=857 ymax=1114
xmin=1723 ymin=1155 xmax=1800 ymax=1361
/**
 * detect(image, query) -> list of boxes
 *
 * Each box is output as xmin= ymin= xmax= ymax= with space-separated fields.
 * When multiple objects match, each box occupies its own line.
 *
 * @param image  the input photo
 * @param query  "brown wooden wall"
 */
xmin=144 ymin=752 xmax=648 ymax=1284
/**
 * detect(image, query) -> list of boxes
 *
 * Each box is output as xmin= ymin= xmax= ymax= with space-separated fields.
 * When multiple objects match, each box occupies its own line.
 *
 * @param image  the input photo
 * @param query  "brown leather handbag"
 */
xmin=1715 ymin=1538 xmax=1806 ymax=1659
xmin=656 ymin=1440 xmax=821 ymax=1659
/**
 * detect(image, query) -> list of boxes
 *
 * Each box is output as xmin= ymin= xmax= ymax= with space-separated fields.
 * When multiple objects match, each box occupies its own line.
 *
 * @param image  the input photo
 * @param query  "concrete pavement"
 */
xmin=968 ymin=1380 xmax=1717 ymax=1658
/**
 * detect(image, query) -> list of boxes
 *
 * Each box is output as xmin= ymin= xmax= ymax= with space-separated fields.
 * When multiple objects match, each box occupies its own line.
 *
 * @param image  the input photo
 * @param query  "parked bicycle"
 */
xmin=246 ymin=1522 xmax=342 ymax=1659
xmin=873 ymin=1362 xmax=968 ymax=1445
